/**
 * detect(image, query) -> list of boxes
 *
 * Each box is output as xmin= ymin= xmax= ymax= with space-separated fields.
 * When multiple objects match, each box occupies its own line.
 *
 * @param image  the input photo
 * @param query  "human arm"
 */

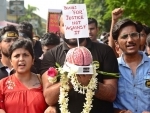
xmin=44 ymin=106 xmax=57 ymax=113
xmin=40 ymin=49 xmax=61 ymax=105
xmin=95 ymin=79 xmax=117 ymax=102
xmin=108 ymin=8 xmax=123 ymax=57
xmin=42 ymin=71 xmax=60 ymax=105
xmin=77 ymin=75 xmax=117 ymax=102
xmin=96 ymin=45 xmax=119 ymax=102
xmin=0 ymin=109 xmax=6 ymax=113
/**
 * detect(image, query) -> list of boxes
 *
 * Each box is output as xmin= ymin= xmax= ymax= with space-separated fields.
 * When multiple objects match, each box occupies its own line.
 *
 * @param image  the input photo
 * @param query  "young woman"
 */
xmin=0 ymin=39 xmax=47 ymax=113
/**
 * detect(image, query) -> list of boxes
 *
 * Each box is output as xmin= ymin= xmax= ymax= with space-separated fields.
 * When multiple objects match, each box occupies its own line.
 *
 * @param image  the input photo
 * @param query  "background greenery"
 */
xmin=68 ymin=0 xmax=150 ymax=33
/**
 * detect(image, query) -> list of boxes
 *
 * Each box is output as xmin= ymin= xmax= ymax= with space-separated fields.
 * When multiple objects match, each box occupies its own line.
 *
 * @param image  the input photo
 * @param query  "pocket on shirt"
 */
xmin=117 ymin=76 xmax=125 ymax=94
xmin=143 ymin=76 xmax=150 ymax=96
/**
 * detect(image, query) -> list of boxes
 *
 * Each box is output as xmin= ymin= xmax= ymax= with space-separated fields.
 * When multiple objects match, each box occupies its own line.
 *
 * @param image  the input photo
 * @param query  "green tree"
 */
xmin=104 ymin=0 xmax=150 ymax=26
xmin=68 ymin=0 xmax=110 ymax=33
xmin=17 ymin=5 xmax=44 ymax=36
xmin=68 ymin=0 xmax=150 ymax=33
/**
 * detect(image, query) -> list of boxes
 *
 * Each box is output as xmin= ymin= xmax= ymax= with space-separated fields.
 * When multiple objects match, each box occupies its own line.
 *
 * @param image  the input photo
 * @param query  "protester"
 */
xmin=112 ymin=18 xmax=150 ymax=113
xmin=0 ymin=25 xmax=18 ymax=79
xmin=139 ymin=24 xmax=150 ymax=51
xmin=41 ymin=12 xmax=119 ymax=113
xmin=146 ymin=33 xmax=150 ymax=57
xmin=40 ymin=32 xmax=60 ymax=59
xmin=17 ymin=21 xmax=42 ymax=74
xmin=109 ymin=8 xmax=123 ymax=57
xmin=88 ymin=18 xmax=103 ymax=43
xmin=17 ymin=21 xmax=43 ymax=58
xmin=0 ymin=39 xmax=47 ymax=113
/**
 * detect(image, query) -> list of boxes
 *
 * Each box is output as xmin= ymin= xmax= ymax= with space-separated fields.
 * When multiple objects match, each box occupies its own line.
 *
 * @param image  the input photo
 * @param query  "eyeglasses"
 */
xmin=119 ymin=32 xmax=139 ymax=40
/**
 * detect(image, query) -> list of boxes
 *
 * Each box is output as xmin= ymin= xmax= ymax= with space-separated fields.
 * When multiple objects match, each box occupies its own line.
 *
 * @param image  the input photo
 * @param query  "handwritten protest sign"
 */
xmin=62 ymin=4 xmax=89 ymax=39
xmin=47 ymin=9 xmax=61 ymax=33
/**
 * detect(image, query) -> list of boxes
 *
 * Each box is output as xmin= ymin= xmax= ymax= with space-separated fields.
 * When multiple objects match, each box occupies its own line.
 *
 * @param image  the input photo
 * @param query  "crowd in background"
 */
xmin=0 ymin=7 xmax=150 ymax=113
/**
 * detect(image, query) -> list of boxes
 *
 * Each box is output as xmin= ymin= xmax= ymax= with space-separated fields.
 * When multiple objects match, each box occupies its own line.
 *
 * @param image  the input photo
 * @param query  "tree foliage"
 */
xmin=17 ymin=5 xmax=44 ymax=36
xmin=67 ymin=0 xmax=150 ymax=33
xmin=67 ymin=0 xmax=110 ymax=32
xmin=104 ymin=0 xmax=150 ymax=26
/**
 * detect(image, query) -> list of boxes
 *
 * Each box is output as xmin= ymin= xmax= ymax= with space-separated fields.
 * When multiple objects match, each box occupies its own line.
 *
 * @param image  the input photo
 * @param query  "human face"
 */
xmin=140 ymin=30 xmax=147 ymax=47
xmin=10 ymin=48 xmax=34 ymax=74
xmin=88 ymin=23 xmax=98 ymax=42
xmin=59 ymin=15 xmax=85 ymax=46
xmin=117 ymin=25 xmax=140 ymax=55
xmin=0 ymin=37 xmax=18 ymax=57
xmin=42 ymin=45 xmax=56 ymax=54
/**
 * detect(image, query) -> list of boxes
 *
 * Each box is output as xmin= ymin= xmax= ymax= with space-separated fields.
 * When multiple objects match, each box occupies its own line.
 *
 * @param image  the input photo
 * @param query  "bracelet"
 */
xmin=119 ymin=110 xmax=126 ymax=113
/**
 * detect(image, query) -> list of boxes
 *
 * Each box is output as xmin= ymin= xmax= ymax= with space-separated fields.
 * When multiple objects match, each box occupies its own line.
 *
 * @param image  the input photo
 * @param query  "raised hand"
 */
xmin=112 ymin=8 xmax=123 ymax=21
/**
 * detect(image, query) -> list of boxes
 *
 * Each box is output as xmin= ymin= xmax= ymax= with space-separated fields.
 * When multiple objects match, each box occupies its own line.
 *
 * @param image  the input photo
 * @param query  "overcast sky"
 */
xmin=8 ymin=0 xmax=69 ymax=19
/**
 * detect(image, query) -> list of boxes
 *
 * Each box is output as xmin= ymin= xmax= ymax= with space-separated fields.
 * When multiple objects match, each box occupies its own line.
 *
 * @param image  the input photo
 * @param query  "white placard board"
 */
xmin=62 ymin=4 xmax=89 ymax=39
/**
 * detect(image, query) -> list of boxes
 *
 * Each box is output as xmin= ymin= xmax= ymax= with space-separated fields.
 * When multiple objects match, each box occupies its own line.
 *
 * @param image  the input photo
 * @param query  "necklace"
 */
xmin=58 ymin=66 xmax=98 ymax=113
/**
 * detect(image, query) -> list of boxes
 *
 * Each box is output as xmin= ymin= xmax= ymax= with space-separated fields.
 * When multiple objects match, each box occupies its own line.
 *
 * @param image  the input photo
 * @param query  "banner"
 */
xmin=47 ymin=9 xmax=61 ymax=33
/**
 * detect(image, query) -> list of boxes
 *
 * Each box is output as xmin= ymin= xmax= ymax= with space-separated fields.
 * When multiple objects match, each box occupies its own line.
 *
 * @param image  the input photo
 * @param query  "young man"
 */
xmin=41 ymin=12 xmax=118 ymax=113
xmin=0 ymin=25 xmax=18 ymax=79
xmin=112 ymin=19 xmax=150 ymax=113
xmin=40 ymin=32 xmax=60 ymax=59
xmin=146 ymin=34 xmax=150 ymax=57
xmin=88 ymin=18 xmax=102 ymax=43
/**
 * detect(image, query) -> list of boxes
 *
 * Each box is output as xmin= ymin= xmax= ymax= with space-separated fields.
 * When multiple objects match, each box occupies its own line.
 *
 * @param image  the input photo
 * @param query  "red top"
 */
xmin=0 ymin=75 xmax=47 ymax=113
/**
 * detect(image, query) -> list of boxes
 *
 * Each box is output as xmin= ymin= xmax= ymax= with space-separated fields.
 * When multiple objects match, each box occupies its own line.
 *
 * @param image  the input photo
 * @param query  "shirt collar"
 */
xmin=62 ymin=38 xmax=92 ymax=52
xmin=118 ymin=51 xmax=149 ymax=66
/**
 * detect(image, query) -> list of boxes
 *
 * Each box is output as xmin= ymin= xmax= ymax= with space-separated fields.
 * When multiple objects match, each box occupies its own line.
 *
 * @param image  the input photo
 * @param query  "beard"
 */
xmin=1 ymin=49 xmax=9 ymax=57
xmin=61 ymin=34 xmax=86 ymax=46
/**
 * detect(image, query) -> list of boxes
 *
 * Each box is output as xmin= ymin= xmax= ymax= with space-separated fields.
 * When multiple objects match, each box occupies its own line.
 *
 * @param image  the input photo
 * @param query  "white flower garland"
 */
xmin=58 ymin=65 xmax=98 ymax=113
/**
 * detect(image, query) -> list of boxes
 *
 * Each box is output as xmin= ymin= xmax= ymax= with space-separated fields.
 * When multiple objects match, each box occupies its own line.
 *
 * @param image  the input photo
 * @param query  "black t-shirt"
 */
xmin=40 ymin=38 xmax=119 ymax=113
xmin=34 ymin=40 xmax=43 ymax=58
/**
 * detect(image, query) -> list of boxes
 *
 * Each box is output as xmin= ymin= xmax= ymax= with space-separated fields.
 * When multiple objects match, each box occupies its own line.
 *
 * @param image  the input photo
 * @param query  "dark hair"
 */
xmin=9 ymin=38 xmax=34 ymax=58
xmin=0 ymin=25 xmax=18 ymax=41
xmin=146 ymin=33 xmax=150 ymax=47
xmin=88 ymin=18 xmax=98 ymax=27
xmin=112 ymin=18 xmax=142 ymax=40
xmin=17 ymin=21 xmax=33 ymax=40
xmin=135 ymin=22 xmax=150 ymax=35
xmin=143 ymin=25 xmax=150 ymax=35
xmin=41 ymin=32 xmax=60 ymax=46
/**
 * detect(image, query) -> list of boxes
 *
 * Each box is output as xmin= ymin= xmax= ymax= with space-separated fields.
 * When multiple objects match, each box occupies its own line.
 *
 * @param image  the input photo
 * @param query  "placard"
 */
xmin=47 ymin=9 xmax=61 ymax=33
xmin=62 ymin=4 xmax=89 ymax=39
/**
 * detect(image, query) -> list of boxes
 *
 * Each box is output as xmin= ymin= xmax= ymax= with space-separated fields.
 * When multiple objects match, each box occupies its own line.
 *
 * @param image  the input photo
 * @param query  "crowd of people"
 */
xmin=0 ymin=7 xmax=150 ymax=113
